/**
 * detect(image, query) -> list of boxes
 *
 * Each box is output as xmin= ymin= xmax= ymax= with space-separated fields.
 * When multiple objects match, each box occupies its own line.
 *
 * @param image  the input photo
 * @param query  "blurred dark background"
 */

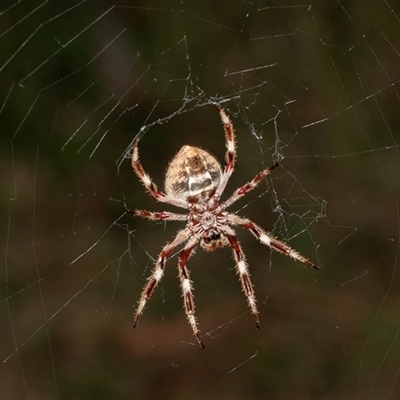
xmin=1 ymin=1 xmax=400 ymax=399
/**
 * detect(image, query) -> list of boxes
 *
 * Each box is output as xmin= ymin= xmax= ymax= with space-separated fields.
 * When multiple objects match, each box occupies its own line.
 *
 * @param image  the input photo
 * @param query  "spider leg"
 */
xmin=133 ymin=228 xmax=191 ymax=328
xmin=225 ymin=234 xmax=260 ymax=328
xmin=130 ymin=209 xmax=188 ymax=222
xmin=228 ymin=214 xmax=319 ymax=270
xmin=177 ymin=241 xmax=204 ymax=349
xmin=215 ymin=105 xmax=236 ymax=198
xmin=221 ymin=162 xmax=279 ymax=210
xmin=131 ymin=136 xmax=187 ymax=208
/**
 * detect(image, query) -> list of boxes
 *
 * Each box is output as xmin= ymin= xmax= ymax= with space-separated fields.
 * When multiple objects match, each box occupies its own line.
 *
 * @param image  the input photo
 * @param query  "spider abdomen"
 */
xmin=165 ymin=146 xmax=222 ymax=202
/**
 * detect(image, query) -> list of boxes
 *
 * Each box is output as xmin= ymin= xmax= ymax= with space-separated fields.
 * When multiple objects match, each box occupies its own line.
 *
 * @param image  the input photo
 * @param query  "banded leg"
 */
xmin=131 ymin=136 xmax=187 ymax=208
xmin=221 ymin=162 xmax=279 ymax=210
xmin=215 ymin=105 xmax=237 ymax=198
xmin=226 ymin=234 xmax=260 ymax=328
xmin=131 ymin=209 xmax=188 ymax=222
xmin=228 ymin=214 xmax=319 ymax=270
xmin=133 ymin=228 xmax=190 ymax=328
xmin=178 ymin=242 xmax=204 ymax=348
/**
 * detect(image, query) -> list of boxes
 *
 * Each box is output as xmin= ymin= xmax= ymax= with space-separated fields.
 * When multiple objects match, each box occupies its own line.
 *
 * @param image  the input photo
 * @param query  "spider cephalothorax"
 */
xmin=131 ymin=105 xmax=318 ymax=348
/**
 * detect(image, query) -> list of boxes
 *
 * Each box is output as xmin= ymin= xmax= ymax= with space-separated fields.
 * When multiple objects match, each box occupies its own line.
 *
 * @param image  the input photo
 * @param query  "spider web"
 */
xmin=1 ymin=1 xmax=400 ymax=398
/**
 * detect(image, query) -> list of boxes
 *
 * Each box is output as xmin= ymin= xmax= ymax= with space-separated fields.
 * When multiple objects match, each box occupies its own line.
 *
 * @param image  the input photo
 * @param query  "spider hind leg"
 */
xmin=226 ymin=234 xmax=260 ymax=328
xmin=133 ymin=229 xmax=191 ymax=328
xmin=178 ymin=245 xmax=205 ymax=349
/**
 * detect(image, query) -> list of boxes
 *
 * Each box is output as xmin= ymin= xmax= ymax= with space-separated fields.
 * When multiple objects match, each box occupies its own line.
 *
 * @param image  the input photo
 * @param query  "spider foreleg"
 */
xmin=133 ymin=228 xmax=191 ymax=328
xmin=132 ymin=137 xmax=163 ymax=199
xmin=215 ymin=105 xmax=236 ymax=198
xmin=226 ymin=234 xmax=260 ymax=328
xmin=216 ymin=105 xmax=236 ymax=169
xmin=131 ymin=137 xmax=187 ymax=208
xmin=130 ymin=209 xmax=188 ymax=222
xmin=228 ymin=214 xmax=319 ymax=270
xmin=178 ymin=243 xmax=204 ymax=349
xmin=222 ymin=163 xmax=279 ymax=210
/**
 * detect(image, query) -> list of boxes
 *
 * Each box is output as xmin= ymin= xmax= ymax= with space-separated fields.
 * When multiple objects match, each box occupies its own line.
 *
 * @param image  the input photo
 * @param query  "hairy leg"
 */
xmin=226 ymin=234 xmax=260 ymax=328
xmin=228 ymin=214 xmax=319 ymax=270
xmin=177 ymin=241 xmax=204 ymax=348
xmin=130 ymin=209 xmax=188 ymax=222
xmin=215 ymin=105 xmax=237 ymax=198
xmin=221 ymin=163 xmax=279 ymax=210
xmin=133 ymin=228 xmax=191 ymax=328
xmin=131 ymin=136 xmax=187 ymax=208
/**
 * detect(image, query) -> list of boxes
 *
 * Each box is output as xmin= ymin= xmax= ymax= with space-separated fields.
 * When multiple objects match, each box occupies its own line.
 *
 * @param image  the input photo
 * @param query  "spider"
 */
xmin=130 ymin=105 xmax=318 ymax=349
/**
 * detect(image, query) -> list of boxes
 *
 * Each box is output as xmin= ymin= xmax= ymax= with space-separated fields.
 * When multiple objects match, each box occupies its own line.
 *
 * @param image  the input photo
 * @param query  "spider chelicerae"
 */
xmin=131 ymin=105 xmax=318 ymax=348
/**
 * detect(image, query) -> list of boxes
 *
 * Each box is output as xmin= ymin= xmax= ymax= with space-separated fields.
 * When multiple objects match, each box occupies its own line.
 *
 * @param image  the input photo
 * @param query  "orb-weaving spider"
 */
xmin=131 ymin=105 xmax=318 ymax=348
